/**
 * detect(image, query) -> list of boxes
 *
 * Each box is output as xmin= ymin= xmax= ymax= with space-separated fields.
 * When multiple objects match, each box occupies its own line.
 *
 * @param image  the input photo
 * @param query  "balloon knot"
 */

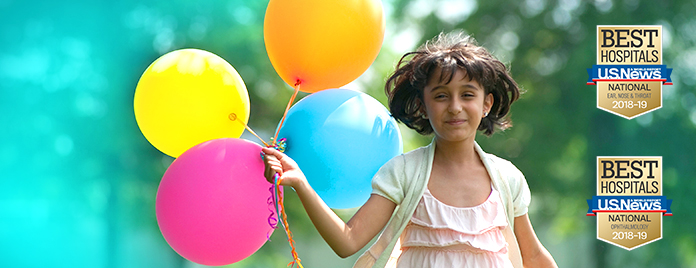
xmin=228 ymin=113 xmax=237 ymax=121
xmin=270 ymin=137 xmax=287 ymax=153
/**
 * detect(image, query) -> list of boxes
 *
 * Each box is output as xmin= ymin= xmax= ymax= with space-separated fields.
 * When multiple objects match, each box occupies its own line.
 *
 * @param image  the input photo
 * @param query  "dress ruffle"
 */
xmin=410 ymin=188 xmax=509 ymax=234
xmin=396 ymin=187 xmax=513 ymax=268
xmin=397 ymin=246 xmax=513 ymax=268
xmin=400 ymin=224 xmax=508 ymax=253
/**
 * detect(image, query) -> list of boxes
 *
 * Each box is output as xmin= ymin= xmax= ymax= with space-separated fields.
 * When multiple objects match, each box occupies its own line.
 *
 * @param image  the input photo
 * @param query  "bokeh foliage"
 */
xmin=1 ymin=0 xmax=695 ymax=267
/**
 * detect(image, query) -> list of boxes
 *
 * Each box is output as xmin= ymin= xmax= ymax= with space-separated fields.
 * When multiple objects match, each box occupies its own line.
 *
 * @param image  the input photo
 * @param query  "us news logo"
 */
xmin=586 ymin=25 xmax=672 ymax=119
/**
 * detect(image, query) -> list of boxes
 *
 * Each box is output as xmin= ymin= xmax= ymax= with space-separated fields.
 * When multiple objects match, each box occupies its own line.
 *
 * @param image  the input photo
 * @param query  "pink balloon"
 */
xmin=156 ymin=138 xmax=280 ymax=265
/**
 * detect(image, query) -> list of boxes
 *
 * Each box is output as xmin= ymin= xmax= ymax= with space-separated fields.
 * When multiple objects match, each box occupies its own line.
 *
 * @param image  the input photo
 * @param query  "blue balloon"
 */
xmin=278 ymin=89 xmax=403 ymax=209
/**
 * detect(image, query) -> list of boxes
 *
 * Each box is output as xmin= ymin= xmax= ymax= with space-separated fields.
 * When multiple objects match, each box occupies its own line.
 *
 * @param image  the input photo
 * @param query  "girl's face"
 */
xmin=422 ymin=69 xmax=493 ymax=143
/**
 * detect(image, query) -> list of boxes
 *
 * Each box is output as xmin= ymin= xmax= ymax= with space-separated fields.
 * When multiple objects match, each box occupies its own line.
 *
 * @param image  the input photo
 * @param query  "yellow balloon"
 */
xmin=264 ymin=0 xmax=385 ymax=93
xmin=134 ymin=49 xmax=250 ymax=157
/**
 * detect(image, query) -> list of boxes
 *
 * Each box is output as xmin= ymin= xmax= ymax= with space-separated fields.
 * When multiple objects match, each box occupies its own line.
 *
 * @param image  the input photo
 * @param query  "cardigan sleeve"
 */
xmin=371 ymin=154 xmax=405 ymax=205
xmin=509 ymin=164 xmax=531 ymax=217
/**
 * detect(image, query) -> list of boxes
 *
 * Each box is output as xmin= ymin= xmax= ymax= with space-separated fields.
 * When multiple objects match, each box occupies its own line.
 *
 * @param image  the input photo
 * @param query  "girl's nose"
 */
xmin=448 ymin=100 xmax=462 ymax=114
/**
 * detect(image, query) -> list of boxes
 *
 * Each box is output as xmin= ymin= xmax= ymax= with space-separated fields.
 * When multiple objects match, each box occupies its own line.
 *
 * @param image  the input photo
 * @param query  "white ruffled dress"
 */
xmin=396 ymin=186 xmax=514 ymax=268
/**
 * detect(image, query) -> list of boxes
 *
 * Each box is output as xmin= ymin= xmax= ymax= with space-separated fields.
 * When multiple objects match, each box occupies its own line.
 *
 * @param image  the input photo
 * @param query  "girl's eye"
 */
xmin=462 ymin=93 xmax=475 ymax=98
xmin=435 ymin=94 xmax=447 ymax=99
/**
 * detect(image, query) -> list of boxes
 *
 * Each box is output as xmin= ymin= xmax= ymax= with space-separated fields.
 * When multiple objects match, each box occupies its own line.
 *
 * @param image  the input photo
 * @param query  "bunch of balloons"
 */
xmin=133 ymin=0 xmax=402 ymax=266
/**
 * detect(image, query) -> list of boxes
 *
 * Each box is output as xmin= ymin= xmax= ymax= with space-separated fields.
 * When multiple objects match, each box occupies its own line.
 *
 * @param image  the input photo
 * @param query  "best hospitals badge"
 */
xmin=587 ymin=25 xmax=672 ymax=119
xmin=587 ymin=157 xmax=673 ymax=250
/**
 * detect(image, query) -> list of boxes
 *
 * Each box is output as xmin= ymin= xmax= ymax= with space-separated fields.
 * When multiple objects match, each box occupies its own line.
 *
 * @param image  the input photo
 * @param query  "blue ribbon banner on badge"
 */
xmin=586 ymin=65 xmax=673 ymax=85
xmin=587 ymin=196 xmax=673 ymax=216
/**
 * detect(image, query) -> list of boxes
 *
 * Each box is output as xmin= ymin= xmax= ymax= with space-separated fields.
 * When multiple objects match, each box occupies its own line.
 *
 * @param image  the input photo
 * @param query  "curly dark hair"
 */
xmin=385 ymin=31 xmax=522 ymax=136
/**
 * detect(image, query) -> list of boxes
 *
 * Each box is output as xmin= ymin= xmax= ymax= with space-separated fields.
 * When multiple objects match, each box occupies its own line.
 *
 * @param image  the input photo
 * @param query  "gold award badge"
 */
xmin=587 ymin=26 xmax=672 ymax=119
xmin=587 ymin=157 xmax=673 ymax=250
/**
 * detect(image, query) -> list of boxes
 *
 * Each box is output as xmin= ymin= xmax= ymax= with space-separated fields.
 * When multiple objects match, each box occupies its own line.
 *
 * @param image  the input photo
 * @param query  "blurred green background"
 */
xmin=1 ymin=0 xmax=695 ymax=267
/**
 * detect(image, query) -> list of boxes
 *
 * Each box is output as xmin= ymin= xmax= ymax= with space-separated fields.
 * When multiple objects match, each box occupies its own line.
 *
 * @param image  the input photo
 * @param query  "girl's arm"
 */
xmin=514 ymin=214 xmax=558 ymax=268
xmin=262 ymin=147 xmax=397 ymax=258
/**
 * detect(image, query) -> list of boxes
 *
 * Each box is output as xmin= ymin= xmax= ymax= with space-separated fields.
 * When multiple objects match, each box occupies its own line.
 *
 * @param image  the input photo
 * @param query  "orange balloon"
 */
xmin=264 ymin=0 xmax=385 ymax=93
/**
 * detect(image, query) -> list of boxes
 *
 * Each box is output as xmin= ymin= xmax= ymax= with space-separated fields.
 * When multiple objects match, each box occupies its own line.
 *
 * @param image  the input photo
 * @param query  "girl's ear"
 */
xmin=483 ymin=93 xmax=493 ymax=116
xmin=419 ymin=106 xmax=428 ymax=119
xmin=416 ymin=98 xmax=428 ymax=119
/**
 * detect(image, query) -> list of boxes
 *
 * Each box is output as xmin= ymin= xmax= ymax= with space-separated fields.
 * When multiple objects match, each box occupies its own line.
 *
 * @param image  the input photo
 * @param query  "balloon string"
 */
xmin=275 ymin=173 xmax=303 ymax=268
xmin=265 ymin=81 xmax=302 ymax=266
xmin=266 ymin=184 xmax=279 ymax=241
xmin=273 ymin=81 xmax=301 ymax=146
xmin=229 ymin=113 xmax=270 ymax=147
xmin=266 ymin=141 xmax=302 ymax=267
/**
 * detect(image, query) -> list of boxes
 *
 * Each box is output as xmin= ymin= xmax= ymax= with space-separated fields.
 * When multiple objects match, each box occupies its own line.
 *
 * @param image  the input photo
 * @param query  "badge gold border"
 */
xmin=594 ymin=25 xmax=664 ymax=120
xmin=595 ymin=156 xmax=663 ymax=250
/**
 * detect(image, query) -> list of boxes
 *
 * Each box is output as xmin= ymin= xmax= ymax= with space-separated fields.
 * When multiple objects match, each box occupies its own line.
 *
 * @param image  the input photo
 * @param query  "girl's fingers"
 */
xmin=263 ymin=153 xmax=283 ymax=183
xmin=262 ymin=147 xmax=288 ymax=163
xmin=263 ymin=152 xmax=278 ymax=162
xmin=265 ymin=168 xmax=280 ymax=183
xmin=267 ymin=158 xmax=279 ymax=166
xmin=261 ymin=147 xmax=280 ymax=156
xmin=263 ymin=154 xmax=283 ymax=169
xmin=262 ymin=147 xmax=296 ymax=186
xmin=270 ymin=164 xmax=283 ymax=174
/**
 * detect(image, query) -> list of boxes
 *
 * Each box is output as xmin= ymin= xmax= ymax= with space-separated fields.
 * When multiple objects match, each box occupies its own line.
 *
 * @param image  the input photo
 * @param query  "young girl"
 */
xmin=262 ymin=32 xmax=558 ymax=268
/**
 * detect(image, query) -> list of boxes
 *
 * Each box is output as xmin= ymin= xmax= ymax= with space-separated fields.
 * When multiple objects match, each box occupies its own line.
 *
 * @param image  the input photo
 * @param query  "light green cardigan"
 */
xmin=353 ymin=140 xmax=531 ymax=268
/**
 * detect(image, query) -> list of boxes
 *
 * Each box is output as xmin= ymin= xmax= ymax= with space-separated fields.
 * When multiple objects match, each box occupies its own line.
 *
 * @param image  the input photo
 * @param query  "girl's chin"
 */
xmin=434 ymin=132 xmax=476 ymax=143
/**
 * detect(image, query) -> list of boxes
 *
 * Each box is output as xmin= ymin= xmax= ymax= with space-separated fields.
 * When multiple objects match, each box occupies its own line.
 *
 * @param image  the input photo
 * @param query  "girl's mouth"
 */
xmin=446 ymin=119 xmax=466 ymax=125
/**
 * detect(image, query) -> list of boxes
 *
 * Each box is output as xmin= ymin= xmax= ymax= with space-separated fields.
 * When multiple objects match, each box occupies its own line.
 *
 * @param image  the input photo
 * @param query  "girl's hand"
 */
xmin=262 ymin=147 xmax=396 ymax=259
xmin=262 ymin=147 xmax=306 ymax=189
